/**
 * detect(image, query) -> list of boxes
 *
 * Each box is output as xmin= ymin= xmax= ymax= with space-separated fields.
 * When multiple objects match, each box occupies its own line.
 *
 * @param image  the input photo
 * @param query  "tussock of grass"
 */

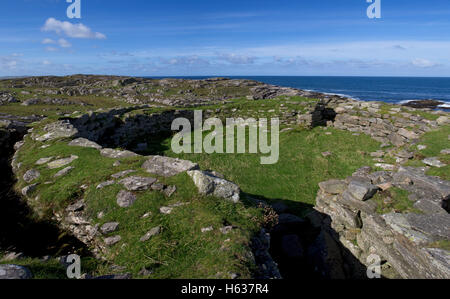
xmin=372 ymin=187 xmax=421 ymax=214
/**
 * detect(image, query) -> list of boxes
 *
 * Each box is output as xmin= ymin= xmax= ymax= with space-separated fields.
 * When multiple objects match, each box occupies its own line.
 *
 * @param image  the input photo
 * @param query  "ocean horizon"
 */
xmin=148 ymin=76 xmax=450 ymax=108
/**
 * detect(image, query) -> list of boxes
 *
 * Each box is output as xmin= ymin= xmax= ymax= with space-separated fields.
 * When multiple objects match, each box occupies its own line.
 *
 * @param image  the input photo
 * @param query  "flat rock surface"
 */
xmin=47 ymin=155 xmax=78 ymax=169
xmin=100 ymin=148 xmax=139 ymax=159
xmin=116 ymin=190 xmax=137 ymax=208
xmin=68 ymin=137 xmax=102 ymax=149
xmin=119 ymin=176 xmax=156 ymax=191
xmin=142 ymin=156 xmax=198 ymax=177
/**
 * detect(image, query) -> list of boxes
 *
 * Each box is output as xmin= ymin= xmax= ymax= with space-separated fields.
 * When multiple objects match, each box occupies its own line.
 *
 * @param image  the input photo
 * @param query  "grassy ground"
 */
xmin=162 ymin=126 xmax=380 ymax=217
xmin=405 ymin=125 xmax=450 ymax=180
xmin=372 ymin=187 xmax=422 ymax=214
xmin=14 ymin=132 xmax=264 ymax=279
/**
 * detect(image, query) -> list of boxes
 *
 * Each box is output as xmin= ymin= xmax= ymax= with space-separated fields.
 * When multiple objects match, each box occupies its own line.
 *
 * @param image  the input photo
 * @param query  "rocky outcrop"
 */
xmin=314 ymin=166 xmax=450 ymax=279
xmin=187 ymin=170 xmax=241 ymax=203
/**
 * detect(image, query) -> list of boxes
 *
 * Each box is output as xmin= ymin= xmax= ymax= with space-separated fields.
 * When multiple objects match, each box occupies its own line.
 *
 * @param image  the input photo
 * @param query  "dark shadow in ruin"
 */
xmin=242 ymin=193 xmax=383 ymax=279
xmin=68 ymin=108 xmax=195 ymax=154
xmin=0 ymin=120 xmax=89 ymax=257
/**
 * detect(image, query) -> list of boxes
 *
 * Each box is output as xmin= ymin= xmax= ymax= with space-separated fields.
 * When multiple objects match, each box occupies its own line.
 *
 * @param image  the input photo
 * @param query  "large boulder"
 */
xmin=187 ymin=170 xmax=240 ymax=203
xmin=142 ymin=156 xmax=198 ymax=177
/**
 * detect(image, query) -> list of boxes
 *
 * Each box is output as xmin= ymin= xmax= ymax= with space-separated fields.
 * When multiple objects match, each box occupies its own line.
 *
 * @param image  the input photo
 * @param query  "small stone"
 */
xmin=104 ymin=235 xmax=121 ymax=246
xmin=440 ymin=149 xmax=450 ymax=155
xmin=140 ymin=226 xmax=162 ymax=242
xmin=119 ymin=176 xmax=156 ymax=191
xmin=318 ymin=179 xmax=347 ymax=195
xmin=47 ymin=155 xmax=78 ymax=169
xmin=377 ymin=182 xmax=392 ymax=191
xmin=141 ymin=212 xmax=152 ymax=219
xmin=220 ymin=226 xmax=234 ymax=234
xmin=113 ymin=161 xmax=121 ymax=167
xmin=66 ymin=200 xmax=84 ymax=212
xmin=159 ymin=206 xmax=173 ymax=214
xmin=436 ymin=116 xmax=449 ymax=125
xmin=100 ymin=148 xmax=139 ymax=159
xmin=35 ymin=157 xmax=53 ymax=165
xmin=417 ymin=145 xmax=427 ymax=150
xmin=150 ymin=183 xmax=165 ymax=191
xmin=116 ymin=190 xmax=137 ymax=208
xmin=101 ymin=222 xmax=119 ymax=234
xmin=22 ymin=184 xmax=38 ymax=196
xmin=321 ymin=151 xmax=332 ymax=157
xmin=138 ymin=268 xmax=153 ymax=277
xmin=68 ymin=138 xmax=102 ymax=149
xmin=23 ymin=169 xmax=40 ymax=183
xmin=111 ymin=170 xmax=136 ymax=179
xmin=347 ymin=180 xmax=378 ymax=201
xmin=96 ymin=180 xmax=115 ymax=189
xmin=375 ymin=163 xmax=395 ymax=171
xmin=163 ymin=185 xmax=177 ymax=197
xmin=54 ymin=166 xmax=74 ymax=178
xmin=201 ymin=226 xmax=214 ymax=233
xmin=423 ymin=157 xmax=446 ymax=168
xmin=397 ymin=128 xmax=419 ymax=140
xmin=97 ymin=211 xmax=105 ymax=219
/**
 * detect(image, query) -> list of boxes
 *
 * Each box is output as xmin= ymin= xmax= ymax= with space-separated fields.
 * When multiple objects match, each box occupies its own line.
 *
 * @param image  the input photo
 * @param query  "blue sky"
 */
xmin=1 ymin=0 xmax=450 ymax=76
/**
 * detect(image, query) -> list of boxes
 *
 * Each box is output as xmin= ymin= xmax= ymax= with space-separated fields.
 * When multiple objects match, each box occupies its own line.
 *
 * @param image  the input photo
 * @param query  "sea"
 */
xmin=150 ymin=76 xmax=450 ymax=109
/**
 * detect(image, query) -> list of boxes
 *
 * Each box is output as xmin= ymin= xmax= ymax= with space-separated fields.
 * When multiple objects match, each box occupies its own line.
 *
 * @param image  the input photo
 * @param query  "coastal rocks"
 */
xmin=47 ymin=155 xmax=78 ymax=169
xmin=0 ymin=264 xmax=33 ymax=279
xmin=111 ymin=170 xmax=135 ymax=179
xmin=142 ymin=156 xmax=198 ymax=177
xmin=119 ymin=176 xmax=156 ymax=191
xmin=187 ymin=170 xmax=240 ymax=203
xmin=35 ymin=120 xmax=78 ymax=142
xmin=116 ymin=190 xmax=137 ymax=208
xmin=100 ymin=148 xmax=138 ymax=159
xmin=36 ymin=157 xmax=53 ymax=165
xmin=23 ymin=169 xmax=40 ymax=183
xmin=68 ymin=138 xmax=102 ymax=149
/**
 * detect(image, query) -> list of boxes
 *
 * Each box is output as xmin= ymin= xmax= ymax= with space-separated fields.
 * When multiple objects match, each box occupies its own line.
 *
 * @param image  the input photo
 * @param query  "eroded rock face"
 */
xmin=187 ymin=170 xmax=240 ymax=203
xmin=314 ymin=166 xmax=450 ymax=279
xmin=142 ymin=156 xmax=198 ymax=177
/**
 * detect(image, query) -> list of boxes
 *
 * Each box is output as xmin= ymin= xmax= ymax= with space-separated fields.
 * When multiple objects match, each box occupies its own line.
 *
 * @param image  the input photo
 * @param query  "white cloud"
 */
xmin=411 ymin=58 xmax=441 ymax=68
xmin=42 ymin=60 xmax=51 ymax=65
xmin=45 ymin=46 xmax=58 ymax=52
xmin=217 ymin=53 xmax=256 ymax=64
xmin=58 ymin=38 xmax=72 ymax=48
xmin=42 ymin=18 xmax=106 ymax=39
xmin=42 ymin=38 xmax=56 ymax=45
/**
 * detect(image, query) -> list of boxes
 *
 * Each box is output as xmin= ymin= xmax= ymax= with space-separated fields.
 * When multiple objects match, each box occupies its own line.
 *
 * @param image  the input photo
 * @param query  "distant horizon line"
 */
xmin=2 ymin=74 xmax=450 ymax=79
